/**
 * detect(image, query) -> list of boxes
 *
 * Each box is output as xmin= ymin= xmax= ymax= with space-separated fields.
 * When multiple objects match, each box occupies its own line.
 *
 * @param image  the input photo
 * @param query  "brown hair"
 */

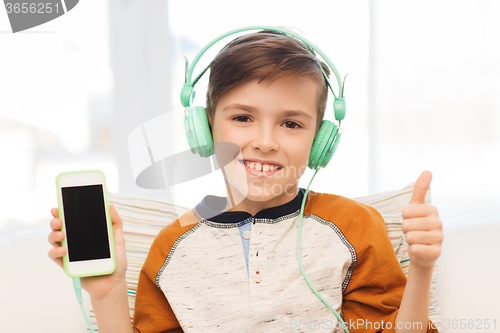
xmin=205 ymin=30 xmax=331 ymax=136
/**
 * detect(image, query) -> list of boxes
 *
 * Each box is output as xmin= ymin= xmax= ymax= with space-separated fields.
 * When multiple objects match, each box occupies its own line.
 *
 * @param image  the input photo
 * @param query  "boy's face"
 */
xmin=210 ymin=76 xmax=318 ymax=211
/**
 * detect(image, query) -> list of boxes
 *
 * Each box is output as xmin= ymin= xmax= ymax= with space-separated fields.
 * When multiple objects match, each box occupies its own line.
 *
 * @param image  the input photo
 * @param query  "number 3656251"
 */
xmin=5 ymin=2 xmax=60 ymax=14
xmin=443 ymin=319 xmax=496 ymax=330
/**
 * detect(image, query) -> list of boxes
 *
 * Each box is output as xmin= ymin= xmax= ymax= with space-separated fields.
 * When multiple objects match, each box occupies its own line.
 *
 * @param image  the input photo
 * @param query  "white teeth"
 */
xmin=243 ymin=160 xmax=281 ymax=171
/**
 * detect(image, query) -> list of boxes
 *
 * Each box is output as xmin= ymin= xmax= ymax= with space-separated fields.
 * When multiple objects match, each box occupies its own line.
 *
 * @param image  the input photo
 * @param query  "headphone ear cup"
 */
xmin=184 ymin=106 xmax=214 ymax=157
xmin=308 ymin=120 xmax=340 ymax=170
xmin=319 ymin=128 xmax=340 ymax=169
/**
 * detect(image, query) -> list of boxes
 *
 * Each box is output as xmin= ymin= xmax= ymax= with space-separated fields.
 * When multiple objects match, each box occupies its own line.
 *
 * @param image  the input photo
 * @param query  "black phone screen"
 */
xmin=61 ymin=184 xmax=111 ymax=262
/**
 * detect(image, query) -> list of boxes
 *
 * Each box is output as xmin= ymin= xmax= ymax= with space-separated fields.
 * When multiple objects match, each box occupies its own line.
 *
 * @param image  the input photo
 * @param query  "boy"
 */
xmin=48 ymin=30 xmax=442 ymax=332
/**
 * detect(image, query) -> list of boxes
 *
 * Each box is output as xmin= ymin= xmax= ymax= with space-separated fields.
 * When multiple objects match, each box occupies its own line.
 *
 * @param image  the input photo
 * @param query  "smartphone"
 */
xmin=55 ymin=170 xmax=116 ymax=278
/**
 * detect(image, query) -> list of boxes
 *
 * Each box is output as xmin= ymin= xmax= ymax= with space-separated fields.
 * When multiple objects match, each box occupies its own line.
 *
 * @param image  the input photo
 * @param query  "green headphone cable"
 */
xmin=297 ymin=168 xmax=350 ymax=333
xmin=73 ymin=277 xmax=96 ymax=333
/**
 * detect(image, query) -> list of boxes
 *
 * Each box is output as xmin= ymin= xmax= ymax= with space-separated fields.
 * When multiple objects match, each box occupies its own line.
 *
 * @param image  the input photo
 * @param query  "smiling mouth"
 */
xmin=239 ymin=160 xmax=283 ymax=172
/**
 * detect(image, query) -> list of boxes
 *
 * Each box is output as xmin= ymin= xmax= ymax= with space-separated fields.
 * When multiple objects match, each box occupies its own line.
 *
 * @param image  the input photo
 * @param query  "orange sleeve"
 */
xmin=133 ymin=210 xmax=199 ymax=333
xmin=305 ymin=192 xmax=438 ymax=333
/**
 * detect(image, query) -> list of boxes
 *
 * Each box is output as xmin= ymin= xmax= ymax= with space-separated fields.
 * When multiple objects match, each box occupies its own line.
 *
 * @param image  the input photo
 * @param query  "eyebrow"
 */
xmin=222 ymin=103 xmax=314 ymax=121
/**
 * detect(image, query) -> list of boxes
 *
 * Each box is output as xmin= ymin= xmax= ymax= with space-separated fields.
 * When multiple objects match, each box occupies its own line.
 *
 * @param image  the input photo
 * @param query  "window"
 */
xmin=0 ymin=1 xmax=117 ymax=231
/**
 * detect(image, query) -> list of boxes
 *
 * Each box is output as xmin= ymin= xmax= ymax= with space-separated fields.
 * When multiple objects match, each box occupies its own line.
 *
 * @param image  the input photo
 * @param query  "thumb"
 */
xmin=409 ymin=171 xmax=432 ymax=204
xmin=109 ymin=204 xmax=123 ymax=229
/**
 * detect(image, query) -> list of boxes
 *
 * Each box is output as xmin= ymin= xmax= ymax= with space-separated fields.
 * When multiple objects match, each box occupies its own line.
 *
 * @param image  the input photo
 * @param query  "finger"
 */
xmin=51 ymin=207 xmax=59 ymax=218
xmin=109 ymin=204 xmax=126 ymax=248
xmin=404 ymin=230 xmax=443 ymax=246
xmin=50 ymin=217 xmax=63 ymax=231
xmin=402 ymin=204 xmax=439 ymax=219
xmin=48 ymin=230 xmax=65 ymax=246
xmin=48 ymin=246 xmax=66 ymax=269
xmin=409 ymin=171 xmax=432 ymax=204
xmin=402 ymin=216 xmax=442 ymax=234
xmin=407 ymin=243 xmax=441 ymax=263
xmin=110 ymin=204 xmax=123 ymax=229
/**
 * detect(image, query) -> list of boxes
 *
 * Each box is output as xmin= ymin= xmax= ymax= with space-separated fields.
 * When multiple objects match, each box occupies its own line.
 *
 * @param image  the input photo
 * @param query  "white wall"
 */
xmin=368 ymin=0 xmax=500 ymax=229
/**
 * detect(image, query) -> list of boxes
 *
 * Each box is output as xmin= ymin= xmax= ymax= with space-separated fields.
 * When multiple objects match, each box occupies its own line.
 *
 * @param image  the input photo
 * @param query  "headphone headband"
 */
xmin=180 ymin=26 xmax=346 ymax=121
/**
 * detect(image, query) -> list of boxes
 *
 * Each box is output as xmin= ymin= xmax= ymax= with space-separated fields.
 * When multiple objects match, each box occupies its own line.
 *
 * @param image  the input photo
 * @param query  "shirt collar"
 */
xmin=195 ymin=188 xmax=306 ymax=223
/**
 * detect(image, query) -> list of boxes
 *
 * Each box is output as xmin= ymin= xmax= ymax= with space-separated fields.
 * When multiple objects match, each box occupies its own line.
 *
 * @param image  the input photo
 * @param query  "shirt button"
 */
xmin=243 ymin=230 xmax=251 ymax=239
xmin=253 ymin=271 xmax=262 ymax=283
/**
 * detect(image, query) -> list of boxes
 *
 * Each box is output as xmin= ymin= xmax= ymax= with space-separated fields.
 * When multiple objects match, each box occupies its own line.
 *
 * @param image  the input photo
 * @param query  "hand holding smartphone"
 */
xmin=55 ymin=170 xmax=116 ymax=277
xmin=52 ymin=170 xmax=132 ymax=332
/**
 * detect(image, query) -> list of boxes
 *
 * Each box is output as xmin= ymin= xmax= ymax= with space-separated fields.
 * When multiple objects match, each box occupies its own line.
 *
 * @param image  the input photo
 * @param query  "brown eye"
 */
xmin=233 ymin=116 xmax=251 ymax=122
xmin=283 ymin=121 xmax=301 ymax=129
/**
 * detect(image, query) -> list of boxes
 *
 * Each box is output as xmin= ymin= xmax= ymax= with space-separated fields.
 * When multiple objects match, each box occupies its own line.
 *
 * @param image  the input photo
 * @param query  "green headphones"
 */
xmin=180 ymin=26 xmax=347 ymax=170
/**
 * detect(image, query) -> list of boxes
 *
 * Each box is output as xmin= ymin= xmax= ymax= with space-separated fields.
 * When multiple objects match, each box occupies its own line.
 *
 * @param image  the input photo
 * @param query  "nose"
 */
xmin=251 ymin=124 xmax=279 ymax=153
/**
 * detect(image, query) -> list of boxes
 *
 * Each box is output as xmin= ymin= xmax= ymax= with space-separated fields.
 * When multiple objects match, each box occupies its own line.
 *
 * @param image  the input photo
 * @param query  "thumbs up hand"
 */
xmin=402 ymin=171 xmax=443 ymax=270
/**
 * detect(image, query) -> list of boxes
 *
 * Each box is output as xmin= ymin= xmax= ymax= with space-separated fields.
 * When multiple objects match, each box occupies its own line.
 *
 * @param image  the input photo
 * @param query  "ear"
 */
xmin=206 ymin=109 xmax=213 ymax=131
